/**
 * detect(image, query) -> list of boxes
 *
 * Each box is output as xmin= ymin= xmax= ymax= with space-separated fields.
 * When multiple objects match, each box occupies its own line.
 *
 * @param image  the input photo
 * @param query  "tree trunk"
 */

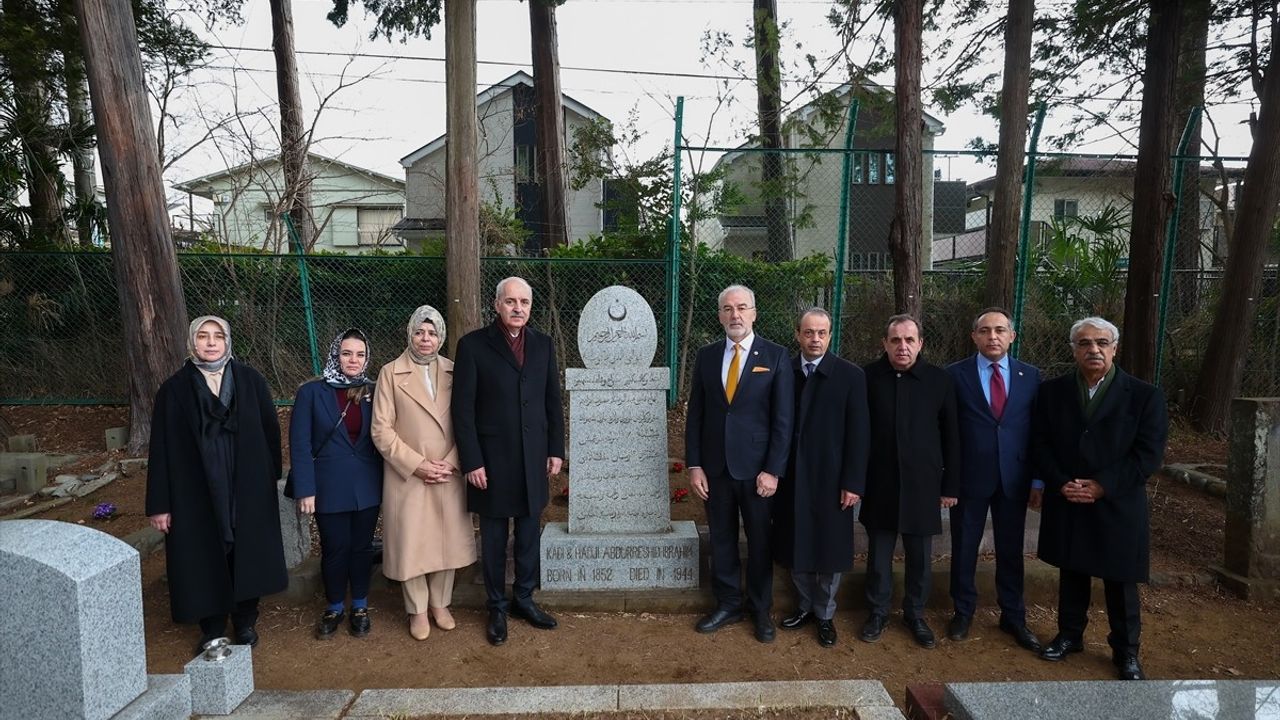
xmin=983 ymin=0 xmax=1033 ymax=309
xmin=1121 ymin=0 xmax=1183 ymax=382
xmin=1190 ymin=40 xmax=1280 ymax=433
xmin=64 ymin=49 xmax=99 ymax=247
xmin=270 ymin=0 xmax=314 ymax=251
xmin=1173 ymin=0 xmax=1209 ymax=315
xmin=890 ymin=0 xmax=924 ymax=318
xmin=445 ymin=0 xmax=481 ymax=354
xmin=75 ymin=0 xmax=188 ymax=454
xmin=753 ymin=0 xmax=789 ymax=262
xmin=529 ymin=0 xmax=568 ymax=250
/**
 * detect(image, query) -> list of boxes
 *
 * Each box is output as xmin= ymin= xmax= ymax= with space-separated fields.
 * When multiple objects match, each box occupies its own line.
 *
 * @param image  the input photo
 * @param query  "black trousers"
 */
xmin=198 ymin=546 xmax=260 ymax=638
xmin=866 ymin=529 xmax=932 ymax=621
xmin=949 ymin=488 xmax=1028 ymax=624
xmin=315 ymin=504 xmax=380 ymax=606
xmin=478 ymin=514 xmax=540 ymax=613
xmin=704 ymin=473 xmax=773 ymax=616
xmin=1057 ymin=568 xmax=1142 ymax=653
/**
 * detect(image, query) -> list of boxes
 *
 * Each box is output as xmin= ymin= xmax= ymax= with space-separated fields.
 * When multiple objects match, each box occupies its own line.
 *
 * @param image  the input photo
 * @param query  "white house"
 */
xmin=396 ymin=71 xmax=609 ymax=250
xmin=174 ymin=153 xmax=406 ymax=253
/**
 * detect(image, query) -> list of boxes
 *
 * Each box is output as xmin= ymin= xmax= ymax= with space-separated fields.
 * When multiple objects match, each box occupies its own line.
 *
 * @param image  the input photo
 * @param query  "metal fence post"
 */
xmin=1154 ymin=106 xmax=1202 ymax=386
xmin=831 ymin=98 xmax=860 ymax=354
xmin=1011 ymin=103 xmax=1047 ymax=359
xmin=667 ymin=97 xmax=685 ymax=408
xmin=284 ymin=213 xmax=322 ymax=376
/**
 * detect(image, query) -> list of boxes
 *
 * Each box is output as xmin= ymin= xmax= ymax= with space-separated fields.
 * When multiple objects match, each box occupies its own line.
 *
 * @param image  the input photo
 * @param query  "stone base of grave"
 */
xmin=539 ymin=521 xmax=699 ymax=590
xmin=112 ymin=674 xmax=192 ymax=720
xmin=944 ymin=679 xmax=1279 ymax=720
xmin=1210 ymin=564 xmax=1280 ymax=600
xmin=183 ymin=645 xmax=254 ymax=715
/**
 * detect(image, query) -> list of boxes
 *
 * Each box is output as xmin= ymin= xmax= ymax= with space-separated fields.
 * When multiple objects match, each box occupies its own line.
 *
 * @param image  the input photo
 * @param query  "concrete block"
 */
xmin=105 ymin=427 xmax=128 ymax=451
xmin=113 ymin=674 xmax=193 ymax=720
xmin=618 ymin=680 xmax=892 ymax=711
xmin=944 ymin=680 xmax=1280 ymax=720
xmin=11 ymin=453 xmax=49 ymax=494
xmin=184 ymin=644 xmax=254 ymax=715
xmin=220 ymin=689 xmax=354 ymax=719
xmin=347 ymin=686 xmax=618 ymax=716
xmin=7 ymin=434 xmax=35 ymax=452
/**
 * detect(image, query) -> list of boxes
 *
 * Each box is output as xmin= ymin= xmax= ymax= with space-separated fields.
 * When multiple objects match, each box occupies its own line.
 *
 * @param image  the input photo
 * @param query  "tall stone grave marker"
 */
xmin=540 ymin=286 xmax=699 ymax=590
xmin=1215 ymin=397 xmax=1280 ymax=599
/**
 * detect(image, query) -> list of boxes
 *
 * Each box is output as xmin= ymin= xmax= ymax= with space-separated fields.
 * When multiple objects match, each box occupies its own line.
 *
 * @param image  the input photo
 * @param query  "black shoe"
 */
xmin=859 ymin=614 xmax=888 ymax=643
xmin=1115 ymin=652 xmax=1145 ymax=680
xmin=905 ymin=618 xmax=936 ymax=649
xmin=816 ymin=619 xmax=837 ymax=648
xmin=233 ymin=625 xmax=259 ymax=648
xmin=315 ymin=610 xmax=344 ymax=640
xmin=695 ymin=608 xmax=744 ymax=634
xmin=754 ymin=615 xmax=776 ymax=644
xmin=486 ymin=611 xmax=507 ymax=646
xmin=780 ymin=609 xmax=814 ymax=630
xmin=349 ymin=608 xmax=370 ymax=638
xmin=999 ymin=618 xmax=1042 ymax=652
xmin=947 ymin=613 xmax=972 ymax=641
xmin=511 ymin=601 xmax=557 ymax=630
xmin=1039 ymin=635 xmax=1084 ymax=662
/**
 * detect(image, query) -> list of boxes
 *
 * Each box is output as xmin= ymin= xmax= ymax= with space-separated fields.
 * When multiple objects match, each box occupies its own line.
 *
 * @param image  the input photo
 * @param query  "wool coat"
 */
xmin=859 ymin=354 xmax=961 ymax=536
xmin=775 ymin=352 xmax=869 ymax=573
xmin=451 ymin=323 xmax=565 ymax=519
xmin=145 ymin=360 xmax=287 ymax=623
xmin=1032 ymin=367 xmax=1168 ymax=583
xmin=287 ymin=379 xmax=382 ymax=514
xmin=370 ymin=352 xmax=477 ymax=580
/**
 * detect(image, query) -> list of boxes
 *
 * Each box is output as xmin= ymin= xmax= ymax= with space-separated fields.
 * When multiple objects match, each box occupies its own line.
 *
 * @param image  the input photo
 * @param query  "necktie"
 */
xmin=725 ymin=343 xmax=741 ymax=403
xmin=990 ymin=362 xmax=1006 ymax=421
xmin=804 ymin=361 xmax=815 ymax=377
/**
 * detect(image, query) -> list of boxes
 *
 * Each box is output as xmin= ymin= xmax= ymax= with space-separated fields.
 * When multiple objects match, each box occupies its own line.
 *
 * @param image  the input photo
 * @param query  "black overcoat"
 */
xmin=775 ymin=353 xmax=869 ymax=572
xmin=1032 ymin=367 xmax=1168 ymax=583
xmin=859 ymin=354 xmax=960 ymax=536
xmin=452 ymin=323 xmax=566 ymax=518
xmin=145 ymin=360 xmax=287 ymax=624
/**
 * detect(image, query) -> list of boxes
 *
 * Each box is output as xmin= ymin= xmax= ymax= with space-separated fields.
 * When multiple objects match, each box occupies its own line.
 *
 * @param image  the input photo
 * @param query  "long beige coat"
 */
xmin=371 ymin=351 xmax=477 ymax=581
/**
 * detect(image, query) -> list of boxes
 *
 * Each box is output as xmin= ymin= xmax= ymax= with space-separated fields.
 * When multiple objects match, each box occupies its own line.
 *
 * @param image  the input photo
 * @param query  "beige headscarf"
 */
xmin=406 ymin=305 xmax=446 ymax=365
xmin=188 ymin=315 xmax=232 ymax=372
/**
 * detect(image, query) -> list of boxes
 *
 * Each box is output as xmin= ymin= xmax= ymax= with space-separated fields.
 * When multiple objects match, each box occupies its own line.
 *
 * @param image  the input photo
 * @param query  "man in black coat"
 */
xmin=686 ymin=284 xmax=793 ymax=643
xmin=1033 ymin=316 xmax=1168 ymax=681
xmin=776 ymin=308 xmax=869 ymax=648
xmin=146 ymin=316 xmax=287 ymax=656
xmin=859 ymin=314 xmax=960 ymax=649
xmin=453 ymin=276 xmax=566 ymax=646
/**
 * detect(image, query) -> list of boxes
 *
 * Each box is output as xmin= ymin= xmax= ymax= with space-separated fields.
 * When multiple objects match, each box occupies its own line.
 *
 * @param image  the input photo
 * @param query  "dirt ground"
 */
xmin=3 ymin=405 xmax=1278 ymax=715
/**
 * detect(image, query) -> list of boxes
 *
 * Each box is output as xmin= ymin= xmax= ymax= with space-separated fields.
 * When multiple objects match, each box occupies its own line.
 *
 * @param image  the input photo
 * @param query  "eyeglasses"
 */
xmin=719 ymin=304 xmax=754 ymax=314
xmin=1072 ymin=338 xmax=1113 ymax=349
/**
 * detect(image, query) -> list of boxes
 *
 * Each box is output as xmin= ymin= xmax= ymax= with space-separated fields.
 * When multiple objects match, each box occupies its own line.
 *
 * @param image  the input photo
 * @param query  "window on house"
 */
xmin=852 ymin=153 xmax=865 ymax=184
xmin=867 ymin=154 xmax=880 ymax=184
xmin=516 ymin=144 xmax=537 ymax=183
xmin=1053 ymin=199 xmax=1079 ymax=219
xmin=885 ymin=153 xmax=896 ymax=185
xmin=357 ymin=207 xmax=403 ymax=246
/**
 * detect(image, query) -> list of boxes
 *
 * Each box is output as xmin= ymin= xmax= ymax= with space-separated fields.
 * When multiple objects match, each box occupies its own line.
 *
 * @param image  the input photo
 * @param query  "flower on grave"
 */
xmin=671 ymin=462 xmax=684 ymax=473
xmin=92 ymin=502 xmax=117 ymax=520
xmin=671 ymin=488 xmax=690 ymax=503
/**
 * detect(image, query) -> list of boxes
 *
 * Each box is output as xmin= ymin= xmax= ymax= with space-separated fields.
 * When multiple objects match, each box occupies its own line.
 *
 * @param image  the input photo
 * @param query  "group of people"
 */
xmin=144 ymin=277 xmax=1168 ymax=683
xmin=145 ymin=276 xmax=563 ymax=654
xmin=686 ymin=284 xmax=1167 ymax=682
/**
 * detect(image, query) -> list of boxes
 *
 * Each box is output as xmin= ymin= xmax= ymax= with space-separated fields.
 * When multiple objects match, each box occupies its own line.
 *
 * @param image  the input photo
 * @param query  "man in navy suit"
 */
xmin=686 ymin=284 xmax=794 ymax=643
xmin=945 ymin=308 xmax=1043 ymax=652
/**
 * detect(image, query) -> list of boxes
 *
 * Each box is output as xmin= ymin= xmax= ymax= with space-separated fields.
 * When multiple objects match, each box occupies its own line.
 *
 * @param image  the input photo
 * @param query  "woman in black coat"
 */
xmin=146 ymin=315 xmax=287 ymax=656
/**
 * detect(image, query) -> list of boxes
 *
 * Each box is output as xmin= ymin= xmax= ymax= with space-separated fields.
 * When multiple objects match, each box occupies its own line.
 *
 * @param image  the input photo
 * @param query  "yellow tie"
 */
xmin=725 ymin=343 xmax=741 ymax=403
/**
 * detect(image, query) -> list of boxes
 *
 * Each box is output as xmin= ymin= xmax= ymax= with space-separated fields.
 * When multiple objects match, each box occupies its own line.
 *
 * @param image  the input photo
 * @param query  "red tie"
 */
xmin=990 ymin=362 xmax=1006 ymax=421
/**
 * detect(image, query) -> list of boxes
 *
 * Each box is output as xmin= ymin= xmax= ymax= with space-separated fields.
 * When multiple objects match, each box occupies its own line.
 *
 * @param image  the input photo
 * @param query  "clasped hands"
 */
xmin=1061 ymin=477 xmax=1105 ymax=503
xmin=415 ymin=458 xmax=457 ymax=484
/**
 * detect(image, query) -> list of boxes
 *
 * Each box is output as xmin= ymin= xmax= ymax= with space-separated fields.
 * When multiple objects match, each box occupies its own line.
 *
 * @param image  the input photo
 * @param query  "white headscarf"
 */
xmin=187 ymin=315 xmax=232 ymax=372
xmin=406 ymin=305 xmax=446 ymax=366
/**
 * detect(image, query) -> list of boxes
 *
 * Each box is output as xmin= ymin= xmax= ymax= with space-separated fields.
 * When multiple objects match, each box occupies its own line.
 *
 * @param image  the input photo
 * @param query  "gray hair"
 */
xmin=885 ymin=313 xmax=922 ymax=339
xmin=972 ymin=307 xmax=1014 ymax=332
xmin=797 ymin=307 xmax=833 ymax=330
xmin=494 ymin=276 xmax=533 ymax=301
xmin=717 ymin=284 xmax=756 ymax=309
xmin=1070 ymin=316 xmax=1120 ymax=344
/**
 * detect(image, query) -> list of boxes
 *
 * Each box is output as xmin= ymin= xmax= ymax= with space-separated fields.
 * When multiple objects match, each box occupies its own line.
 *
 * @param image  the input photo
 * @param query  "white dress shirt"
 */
xmin=720 ymin=333 xmax=756 ymax=389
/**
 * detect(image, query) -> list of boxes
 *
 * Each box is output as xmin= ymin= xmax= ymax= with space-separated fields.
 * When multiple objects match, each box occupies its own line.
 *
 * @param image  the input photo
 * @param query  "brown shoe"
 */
xmin=409 ymin=612 xmax=430 ymax=640
xmin=431 ymin=606 xmax=456 ymax=631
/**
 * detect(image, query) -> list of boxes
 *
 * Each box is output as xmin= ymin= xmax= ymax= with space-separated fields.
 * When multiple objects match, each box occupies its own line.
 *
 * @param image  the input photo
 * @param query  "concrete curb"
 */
xmin=1159 ymin=464 xmax=1227 ymax=498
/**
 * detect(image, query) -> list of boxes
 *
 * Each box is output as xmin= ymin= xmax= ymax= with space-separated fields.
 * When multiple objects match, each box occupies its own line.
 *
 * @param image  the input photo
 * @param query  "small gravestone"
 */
xmin=0 ymin=519 xmax=147 ymax=720
xmin=1214 ymin=397 xmax=1280 ymax=599
xmin=7 ymin=434 xmax=36 ymax=452
xmin=540 ymin=286 xmax=699 ymax=590
xmin=184 ymin=643 xmax=254 ymax=715
xmin=10 ymin=452 xmax=48 ymax=495
xmin=105 ymin=427 xmax=128 ymax=451
xmin=277 ymin=478 xmax=311 ymax=569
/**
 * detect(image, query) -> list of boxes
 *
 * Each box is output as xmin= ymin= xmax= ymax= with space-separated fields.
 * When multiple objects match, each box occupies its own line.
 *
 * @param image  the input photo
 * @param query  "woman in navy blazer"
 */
xmin=288 ymin=328 xmax=383 ymax=639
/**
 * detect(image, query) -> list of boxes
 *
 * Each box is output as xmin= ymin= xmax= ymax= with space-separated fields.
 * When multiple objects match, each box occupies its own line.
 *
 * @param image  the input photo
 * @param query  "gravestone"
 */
xmin=0 ymin=519 xmax=147 ymax=720
xmin=277 ymin=479 xmax=311 ymax=569
xmin=1214 ymin=397 xmax=1280 ymax=599
xmin=540 ymin=286 xmax=699 ymax=590
xmin=944 ymin=679 xmax=1279 ymax=720
xmin=105 ymin=427 xmax=128 ymax=451
xmin=7 ymin=434 xmax=36 ymax=452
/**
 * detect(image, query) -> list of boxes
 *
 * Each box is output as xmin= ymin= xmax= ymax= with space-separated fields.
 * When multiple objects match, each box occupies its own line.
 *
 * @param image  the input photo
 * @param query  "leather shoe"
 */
xmin=1039 ymin=635 xmax=1084 ymax=661
xmin=695 ymin=608 xmax=744 ymax=634
xmin=511 ymin=601 xmax=557 ymax=629
xmin=999 ymin=619 xmax=1042 ymax=652
xmin=905 ymin=618 xmax=936 ymax=649
xmin=349 ymin=607 xmax=371 ymax=637
xmin=486 ymin=611 xmax=507 ymax=646
xmin=859 ymin=614 xmax=888 ymax=643
xmin=1115 ymin=652 xmax=1145 ymax=680
xmin=315 ymin=610 xmax=344 ymax=640
xmin=780 ymin=609 xmax=814 ymax=630
xmin=947 ymin=613 xmax=971 ymax=641
xmin=234 ymin=625 xmax=259 ymax=647
xmin=816 ymin=619 xmax=837 ymax=648
xmin=754 ymin=615 xmax=776 ymax=644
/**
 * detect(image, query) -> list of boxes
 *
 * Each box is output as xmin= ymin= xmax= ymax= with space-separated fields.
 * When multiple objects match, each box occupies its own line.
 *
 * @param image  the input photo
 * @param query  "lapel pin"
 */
xmin=1018 ymin=371 xmax=1024 ymax=376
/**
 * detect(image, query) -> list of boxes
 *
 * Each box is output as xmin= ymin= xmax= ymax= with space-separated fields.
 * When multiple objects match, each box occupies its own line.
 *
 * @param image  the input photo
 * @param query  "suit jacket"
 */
xmin=946 ymin=355 xmax=1040 ymax=501
xmin=775 ymin=352 xmax=869 ymax=573
xmin=452 ymin=323 xmax=565 ymax=518
xmin=1032 ymin=367 xmax=1168 ymax=583
xmin=860 ymin=354 xmax=960 ymax=536
xmin=287 ymin=379 xmax=382 ymax=514
xmin=685 ymin=335 xmax=793 ymax=480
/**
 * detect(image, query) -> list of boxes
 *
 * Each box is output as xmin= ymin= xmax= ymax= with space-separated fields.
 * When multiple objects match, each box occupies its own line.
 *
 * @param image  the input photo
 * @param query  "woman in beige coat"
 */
xmin=371 ymin=305 xmax=477 ymax=640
